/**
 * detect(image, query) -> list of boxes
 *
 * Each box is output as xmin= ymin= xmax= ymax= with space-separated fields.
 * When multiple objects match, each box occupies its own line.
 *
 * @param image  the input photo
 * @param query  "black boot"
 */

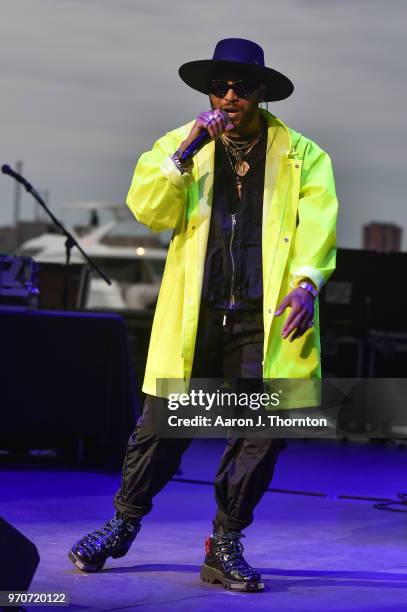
xmin=200 ymin=529 xmax=264 ymax=592
xmin=68 ymin=512 xmax=141 ymax=572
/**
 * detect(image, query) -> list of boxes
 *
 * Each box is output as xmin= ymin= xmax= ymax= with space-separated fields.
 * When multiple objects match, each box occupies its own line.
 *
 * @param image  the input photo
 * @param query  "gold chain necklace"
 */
xmin=222 ymin=134 xmax=256 ymax=154
xmin=221 ymin=127 xmax=264 ymax=177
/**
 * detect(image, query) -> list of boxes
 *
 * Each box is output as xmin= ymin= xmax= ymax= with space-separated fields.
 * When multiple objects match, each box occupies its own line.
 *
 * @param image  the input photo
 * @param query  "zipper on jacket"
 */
xmin=223 ymin=213 xmax=237 ymax=326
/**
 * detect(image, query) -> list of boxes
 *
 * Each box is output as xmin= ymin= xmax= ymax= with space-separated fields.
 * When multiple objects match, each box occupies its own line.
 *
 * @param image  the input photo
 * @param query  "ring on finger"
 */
xmin=212 ymin=112 xmax=223 ymax=122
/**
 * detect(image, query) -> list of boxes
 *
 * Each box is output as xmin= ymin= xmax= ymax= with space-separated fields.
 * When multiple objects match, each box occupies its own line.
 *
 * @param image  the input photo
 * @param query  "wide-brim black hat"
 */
xmin=179 ymin=38 xmax=294 ymax=102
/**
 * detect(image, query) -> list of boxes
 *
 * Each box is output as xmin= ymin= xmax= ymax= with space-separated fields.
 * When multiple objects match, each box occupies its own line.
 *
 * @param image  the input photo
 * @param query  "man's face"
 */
xmin=208 ymin=70 xmax=265 ymax=131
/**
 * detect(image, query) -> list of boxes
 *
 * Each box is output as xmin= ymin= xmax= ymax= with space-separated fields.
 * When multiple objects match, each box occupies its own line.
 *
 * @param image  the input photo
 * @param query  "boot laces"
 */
xmin=84 ymin=516 xmax=135 ymax=552
xmin=215 ymin=532 xmax=256 ymax=578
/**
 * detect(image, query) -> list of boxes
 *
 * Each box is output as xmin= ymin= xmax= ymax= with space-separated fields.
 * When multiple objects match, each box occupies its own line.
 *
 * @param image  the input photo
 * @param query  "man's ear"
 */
xmin=259 ymin=84 xmax=267 ymax=102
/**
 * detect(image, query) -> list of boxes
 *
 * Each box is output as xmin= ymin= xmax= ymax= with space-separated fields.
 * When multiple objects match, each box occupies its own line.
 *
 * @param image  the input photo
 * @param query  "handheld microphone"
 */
xmin=179 ymin=131 xmax=211 ymax=163
xmin=178 ymin=111 xmax=230 ymax=164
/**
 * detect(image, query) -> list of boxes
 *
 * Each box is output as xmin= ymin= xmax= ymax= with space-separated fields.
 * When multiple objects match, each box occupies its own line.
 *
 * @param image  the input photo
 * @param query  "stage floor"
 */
xmin=2 ymin=439 xmax=407 ymax=611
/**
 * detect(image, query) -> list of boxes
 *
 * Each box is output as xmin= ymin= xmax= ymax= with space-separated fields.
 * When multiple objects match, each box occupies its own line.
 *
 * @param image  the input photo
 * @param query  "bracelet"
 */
xmin=297 ymin=281 xmax=318 ymax=298
xmin=170 ymin=149 xmax=194 ymax=175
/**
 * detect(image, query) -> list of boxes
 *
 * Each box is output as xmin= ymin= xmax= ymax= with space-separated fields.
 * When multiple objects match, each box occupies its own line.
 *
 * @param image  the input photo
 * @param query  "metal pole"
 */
xmin=42 ymin=189 xmax=49 ymax=223
xmin=13 ymin=160 xmax=23 ymax=227
xmin=13 ymin=160 xmax=23 ymax=249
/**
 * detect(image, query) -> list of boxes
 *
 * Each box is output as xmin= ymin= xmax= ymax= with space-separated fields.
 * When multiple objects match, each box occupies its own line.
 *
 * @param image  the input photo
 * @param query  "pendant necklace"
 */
xmin=221 ymin=127 xmax=264 ymax=180
xmin=223 ymin=147 xmax=244 ymax=198
xmin=235 ymin=160 xmax=250 ymax=177
xmin=221 ymin=126 xmax=264 ymax=198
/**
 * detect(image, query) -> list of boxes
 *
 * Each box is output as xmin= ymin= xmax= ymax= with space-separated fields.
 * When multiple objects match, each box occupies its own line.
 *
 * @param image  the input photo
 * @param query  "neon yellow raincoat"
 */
xmin=126 ymin=109 xmax=338 ymax=399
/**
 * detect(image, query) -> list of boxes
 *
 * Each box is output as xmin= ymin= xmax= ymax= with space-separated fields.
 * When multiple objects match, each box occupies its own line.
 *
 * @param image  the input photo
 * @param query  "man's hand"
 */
xmin=179 ymin=110 xmax=234 ymax=153
xmin=274 ymin=288 xmax=315 ymax=342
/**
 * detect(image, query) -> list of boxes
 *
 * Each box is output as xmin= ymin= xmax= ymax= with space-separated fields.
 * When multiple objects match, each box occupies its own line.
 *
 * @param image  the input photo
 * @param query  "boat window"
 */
xmin=148 ymin=259 xmax=166 ymax=280
xmin=92 ymin=259 xmax=143 ymax=283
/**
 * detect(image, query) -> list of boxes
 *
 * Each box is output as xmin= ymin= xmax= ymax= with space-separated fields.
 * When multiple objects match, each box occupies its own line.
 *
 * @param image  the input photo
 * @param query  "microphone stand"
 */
xmin=2 ymin=165 xmax=112 ymax=310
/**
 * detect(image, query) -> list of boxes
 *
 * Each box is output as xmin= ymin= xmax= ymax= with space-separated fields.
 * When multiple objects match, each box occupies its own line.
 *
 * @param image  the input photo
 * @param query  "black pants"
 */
xmin=113 ymin=305 xmax=285 ymax=532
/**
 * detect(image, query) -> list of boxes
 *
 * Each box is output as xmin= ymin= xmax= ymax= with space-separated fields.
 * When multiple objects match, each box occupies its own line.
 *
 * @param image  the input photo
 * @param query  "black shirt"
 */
xmin=201 ymin=119 xmax=268 ymax=312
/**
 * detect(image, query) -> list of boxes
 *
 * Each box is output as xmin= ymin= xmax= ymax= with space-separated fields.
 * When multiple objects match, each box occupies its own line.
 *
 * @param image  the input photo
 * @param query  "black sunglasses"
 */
xmin=208 ymin=79 xmax=261 ymax=99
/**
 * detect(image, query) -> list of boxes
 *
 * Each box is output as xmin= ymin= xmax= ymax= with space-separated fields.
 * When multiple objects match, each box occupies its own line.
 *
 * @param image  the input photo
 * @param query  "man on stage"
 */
xmin=69 ymin=38 xmax=338 ymax=593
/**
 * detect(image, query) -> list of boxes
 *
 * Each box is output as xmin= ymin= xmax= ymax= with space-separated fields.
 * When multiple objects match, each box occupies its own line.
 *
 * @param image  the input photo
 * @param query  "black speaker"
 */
xmin=368 ymin=252 xmax=407 ymax=333
xmin=37 ymin=262 xmax=90 ymax=310
xmin=319 ymin=248 xmax=373 ymax=338
xmin=320 ymin=248 xmax=407 ymax=337
xmin=0 ymin=517 xmax=40 ymax=591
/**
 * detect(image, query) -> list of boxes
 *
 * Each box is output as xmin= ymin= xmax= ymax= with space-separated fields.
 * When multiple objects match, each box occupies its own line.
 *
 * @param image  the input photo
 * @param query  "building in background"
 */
xmin=363 ymin=222 xmax=403 ymax=252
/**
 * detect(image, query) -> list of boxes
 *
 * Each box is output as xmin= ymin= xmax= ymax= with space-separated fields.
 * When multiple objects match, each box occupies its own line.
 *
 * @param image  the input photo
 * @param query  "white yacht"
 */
xmin=18 ymin=202 xmax=168 ymax=311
